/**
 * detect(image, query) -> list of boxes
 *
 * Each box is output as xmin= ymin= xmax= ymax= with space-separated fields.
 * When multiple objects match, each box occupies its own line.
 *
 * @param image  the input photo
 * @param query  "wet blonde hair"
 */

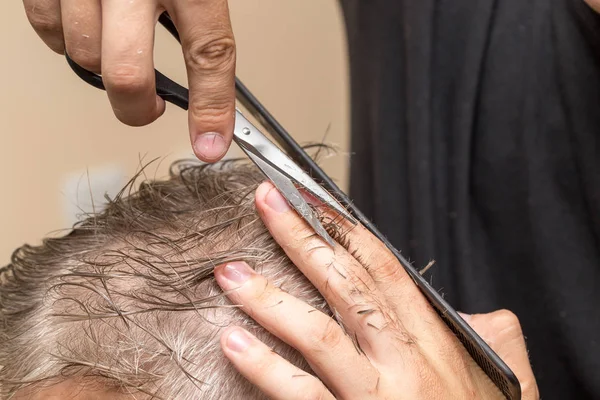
xmin=0 ymin=160 xmax=336 ymax=399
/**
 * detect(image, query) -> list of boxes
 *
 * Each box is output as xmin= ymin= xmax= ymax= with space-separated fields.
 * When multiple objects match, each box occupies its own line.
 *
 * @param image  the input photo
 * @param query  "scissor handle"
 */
xmin=65 ymin=54 xmax=189 ymax=111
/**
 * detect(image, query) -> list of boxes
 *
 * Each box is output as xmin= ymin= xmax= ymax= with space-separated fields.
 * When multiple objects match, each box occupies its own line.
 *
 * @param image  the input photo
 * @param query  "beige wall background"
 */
xmin=0 ymin=1 xmax=350 ymax=263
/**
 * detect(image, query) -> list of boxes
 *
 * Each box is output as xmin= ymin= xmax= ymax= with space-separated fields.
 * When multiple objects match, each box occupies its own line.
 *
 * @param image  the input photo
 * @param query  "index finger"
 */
xmin=168 ymin=0 xmax=236 ymax=162
xmin=257 ymin=183 xmax=454 ymax=353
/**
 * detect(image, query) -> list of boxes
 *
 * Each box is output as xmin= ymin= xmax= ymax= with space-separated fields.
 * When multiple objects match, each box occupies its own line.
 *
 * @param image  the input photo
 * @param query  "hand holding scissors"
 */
xmin=24 ymin=0 xmax=236 ymax=162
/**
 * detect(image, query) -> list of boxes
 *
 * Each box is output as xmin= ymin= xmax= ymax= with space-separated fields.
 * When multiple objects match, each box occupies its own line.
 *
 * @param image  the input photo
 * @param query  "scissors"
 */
xmin=65 ymin=13 xmax=356 ymax=248
xmin=64 ymin=11 xmax=521 ymax=400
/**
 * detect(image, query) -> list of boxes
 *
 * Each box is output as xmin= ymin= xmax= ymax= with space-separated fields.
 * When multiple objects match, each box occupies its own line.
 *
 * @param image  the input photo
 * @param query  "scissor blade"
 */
xmin=233 ymin=110 xmax=356 ymax=225
xmin=281 ymin=163 xmax=356 ymax=224
xmin=246 ymin=152 xmax=336 ymax=248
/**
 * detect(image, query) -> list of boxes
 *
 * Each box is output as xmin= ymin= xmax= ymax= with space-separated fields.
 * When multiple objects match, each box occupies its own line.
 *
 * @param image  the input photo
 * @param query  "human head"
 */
xmin=0 ymin=160 xmax=333 ymax=399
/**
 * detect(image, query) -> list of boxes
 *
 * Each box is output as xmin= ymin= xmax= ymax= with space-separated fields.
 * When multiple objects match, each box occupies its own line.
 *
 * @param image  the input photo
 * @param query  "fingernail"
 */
xmin=458 ymin=312 xmax=472 ymax=323
xmin=221 ymin=262 xmax=254 ymax=285
xmin=265 ymin=187 xmax=291 ymax=213
xmin=194 ymin=132 xmax=227 ymax=160
xmin=226 ymin=329 xmax=253 ymax=353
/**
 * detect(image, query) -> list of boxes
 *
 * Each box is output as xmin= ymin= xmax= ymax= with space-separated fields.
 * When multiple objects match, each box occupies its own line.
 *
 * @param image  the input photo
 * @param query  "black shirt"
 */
xmin=340 ymin=0 xmax=600 ymax=398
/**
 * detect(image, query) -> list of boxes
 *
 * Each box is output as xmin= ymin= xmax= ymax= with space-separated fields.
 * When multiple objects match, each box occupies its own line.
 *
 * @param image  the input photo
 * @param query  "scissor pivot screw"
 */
xmin=242 ymin=127 xmax=251 ymax=135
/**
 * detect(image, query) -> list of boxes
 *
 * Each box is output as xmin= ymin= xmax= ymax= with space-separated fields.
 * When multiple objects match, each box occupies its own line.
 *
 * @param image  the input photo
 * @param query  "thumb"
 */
xmin=459 ymin=310 xmax=540 ymax=400
xmin=170 ymin=0 xmax=236 ymax=163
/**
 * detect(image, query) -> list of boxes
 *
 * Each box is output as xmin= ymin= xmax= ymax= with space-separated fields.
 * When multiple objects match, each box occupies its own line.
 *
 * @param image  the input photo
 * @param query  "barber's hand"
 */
xmin=215 ymin=181 xmax=540 ymax=399
xmin=23 ymin=0 xmax=236 ymax=162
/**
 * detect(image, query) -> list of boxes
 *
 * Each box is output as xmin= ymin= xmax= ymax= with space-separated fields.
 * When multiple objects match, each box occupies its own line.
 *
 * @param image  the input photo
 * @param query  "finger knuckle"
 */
xmin=305 ymin=318 xmax=344 ymax=352
xmin=491 ymin=309 xmax=523 ymax=334
xmin=372 ymin=255 xmax=407 ymax=283
xmin=67 ymin=47 xmax=101 ymax=72
xmin=304 ymin=242 xmax=335 ymax=270
xmin=184 ymin=33 xmax=236 ymax=72
xmin=26 ymin=11 xmax=61 ymax=36
xmin=189 ymin=98 xmax=231 ymax=125
xmin=103 ymin=64 xmax=153 ymax=96
xmin=293 ymin=225 xmax=333 ymax=264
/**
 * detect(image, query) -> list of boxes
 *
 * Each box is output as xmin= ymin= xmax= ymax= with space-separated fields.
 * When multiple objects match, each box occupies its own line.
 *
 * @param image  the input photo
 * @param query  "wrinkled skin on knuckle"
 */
xmin=103 ymin=64 xmax=153 ymax=97
xmin=305 ymin=318 xmax=344 ymax=355
xmin=184 ymin=32 xmax=236 ymax=73
xmin=289 ymin=220 xmax=333 ymax=263
xmin=369 ymin=254 xmax=414 ymax=292
xmin=24 ymin=0 xmax=59 ymax=34
xmin=189 ymin=97 xmax=231 ymax=124
xmin=26 ymin=13 xmax=60 ymax=36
